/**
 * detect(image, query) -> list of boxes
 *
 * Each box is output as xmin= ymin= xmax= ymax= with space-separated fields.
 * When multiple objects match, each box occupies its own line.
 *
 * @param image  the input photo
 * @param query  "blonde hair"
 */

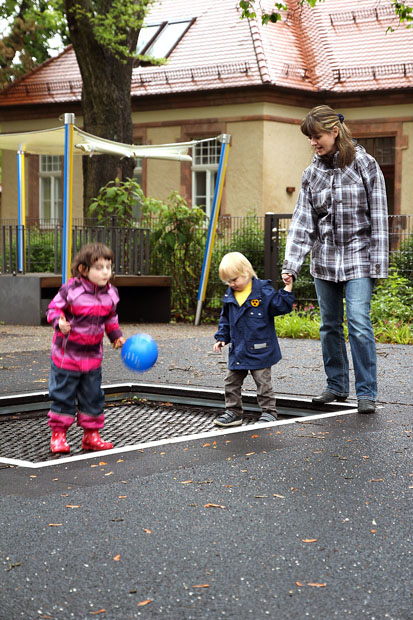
xmin=218 ymin=252 xmax=257 ymax=283
xmin=301 ymin=105 xmax=355 ymax=168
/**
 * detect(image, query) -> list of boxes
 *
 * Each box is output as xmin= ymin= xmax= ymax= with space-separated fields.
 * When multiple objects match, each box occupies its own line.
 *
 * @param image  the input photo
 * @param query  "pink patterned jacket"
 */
xmin=47 ymin=276 xmax=122 ymax=372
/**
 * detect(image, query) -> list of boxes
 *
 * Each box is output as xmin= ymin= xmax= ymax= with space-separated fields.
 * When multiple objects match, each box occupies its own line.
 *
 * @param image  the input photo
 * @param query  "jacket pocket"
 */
xmin=247 ymin=339 xmax=270 ymax=353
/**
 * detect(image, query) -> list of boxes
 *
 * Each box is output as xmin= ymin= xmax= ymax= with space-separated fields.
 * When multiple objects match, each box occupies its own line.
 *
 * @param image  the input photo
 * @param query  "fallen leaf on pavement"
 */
xmin=91 ymin=610 xmax=106 ymax=615
xmin=113 ymin=554 xmax=120 ymax=561
xmin=48 ymin=523 xmax=62 ymax=527
xmin=204 ymin=503 xmax=225 ymax=509
xmin=302 ymin=539 xmax=317 ymax=543
xmin=192 ymin=584 xmax=210 ymax=588
xmin=137 ymin=600 xmax=152 ymax=607
xmin=273 ymin=494 xmax=285 ymax=499
xmin=296 ymin=581 xmax=326 ymax=587
xmin=65 ymin=505 xmax=81 ymax=508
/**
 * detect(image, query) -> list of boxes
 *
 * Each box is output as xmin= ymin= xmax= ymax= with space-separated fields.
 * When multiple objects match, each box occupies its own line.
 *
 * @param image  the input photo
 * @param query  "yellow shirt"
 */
xmin=234 ymin=281 xmax=252 ymax=306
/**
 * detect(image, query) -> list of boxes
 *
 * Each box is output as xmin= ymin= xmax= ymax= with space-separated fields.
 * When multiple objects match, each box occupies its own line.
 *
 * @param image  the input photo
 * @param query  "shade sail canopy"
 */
xmin=0 ymin=125 xmax=194 ymax=161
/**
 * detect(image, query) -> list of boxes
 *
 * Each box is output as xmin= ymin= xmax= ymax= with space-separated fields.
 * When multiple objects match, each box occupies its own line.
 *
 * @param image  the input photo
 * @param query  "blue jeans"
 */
xmin=314 ymin=278 xmax=377 ymax=401
xmin=49 ymin=362 xmax=105 ymax=416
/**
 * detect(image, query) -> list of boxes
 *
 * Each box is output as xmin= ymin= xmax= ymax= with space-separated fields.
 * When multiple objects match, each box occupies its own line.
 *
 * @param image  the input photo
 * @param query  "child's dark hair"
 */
xmin=71 ymin=243 xmax=114 ymax=277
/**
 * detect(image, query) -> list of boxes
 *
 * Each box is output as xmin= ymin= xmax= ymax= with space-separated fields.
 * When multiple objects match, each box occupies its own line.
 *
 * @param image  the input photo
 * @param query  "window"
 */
xmin=357 ymin=137 xmax=395 ymax=215
xmin=357 ymin=137 xmax=395 ymax=166
xmin=136 ymin=19 xmax=193 ymax=60
xmin=39 ymin=155 xmax=62 ymax=223
xmin=192 ymin=139 xmax=222 ymax=218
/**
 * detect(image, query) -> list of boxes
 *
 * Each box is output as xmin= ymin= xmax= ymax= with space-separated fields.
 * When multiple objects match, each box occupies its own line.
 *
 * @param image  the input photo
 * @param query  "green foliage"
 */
xmin=87 ymin=177 xmax=142 ymax=227
xmin=275 ymin=234 xmax=315 ymax=306
xmin=370 ymin=271 xmax=413 ymax=323
xmin=140 ymin=192 xmax=206 ymax=320
xmin=390 ymin=237 xmax=413 ymax=285
xmin=0 ymin=0 xmax=70 ymax=86
xmin=27 ymin=229 xmax=58 ymax=271
xmin=239 ymin=0 xmax=412 ymax=27
xmin=274 ymin=310 xmax=321 ymax=340
xmin=68 ymin=0 xmax=153 ymax=61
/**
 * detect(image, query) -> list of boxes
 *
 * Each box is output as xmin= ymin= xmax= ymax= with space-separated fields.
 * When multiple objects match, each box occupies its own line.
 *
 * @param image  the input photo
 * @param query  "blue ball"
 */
xmin=121 ymin=333 xmax=158 ymax=372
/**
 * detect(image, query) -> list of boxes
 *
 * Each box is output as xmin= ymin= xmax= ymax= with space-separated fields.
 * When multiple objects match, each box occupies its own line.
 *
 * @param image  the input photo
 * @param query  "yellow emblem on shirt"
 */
xmin=251 ymin=299 xmax=260 ymax=307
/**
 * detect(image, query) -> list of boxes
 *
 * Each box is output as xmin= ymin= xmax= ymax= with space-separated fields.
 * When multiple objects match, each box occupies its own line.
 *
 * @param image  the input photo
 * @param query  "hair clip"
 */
xmin=337 ymin=113 xmax=345 ymax=123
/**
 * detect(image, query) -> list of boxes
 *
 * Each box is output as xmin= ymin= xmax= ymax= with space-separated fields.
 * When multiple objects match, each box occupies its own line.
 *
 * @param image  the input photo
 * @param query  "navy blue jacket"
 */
xmin=214 ymin=278 xmax=294 ymax=370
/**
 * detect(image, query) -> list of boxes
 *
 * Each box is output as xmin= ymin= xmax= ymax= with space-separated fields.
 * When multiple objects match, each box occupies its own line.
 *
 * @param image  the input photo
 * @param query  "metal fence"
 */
xmin=0 ymin=219 xmax=150 ymax=276
xmin=1 ymin=214 xmax=412 ymax=315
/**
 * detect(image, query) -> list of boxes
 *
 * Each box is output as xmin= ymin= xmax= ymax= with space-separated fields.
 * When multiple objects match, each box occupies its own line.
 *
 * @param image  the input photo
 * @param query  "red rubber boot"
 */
xmin=81 ymin=430 xmax=113 ymax=451
xmin=50 ymin=431 xmax=70 ymax=453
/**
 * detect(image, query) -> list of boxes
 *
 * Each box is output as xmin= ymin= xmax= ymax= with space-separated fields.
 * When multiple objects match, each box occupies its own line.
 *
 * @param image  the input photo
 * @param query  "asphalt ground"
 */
xmin=0 ymin=323 xmax=411 ymax=620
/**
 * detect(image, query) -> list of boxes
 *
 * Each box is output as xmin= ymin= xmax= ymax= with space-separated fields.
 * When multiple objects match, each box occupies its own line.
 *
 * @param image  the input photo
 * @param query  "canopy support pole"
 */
xmin=62 ymin=113 xmax=75 ymax=283
xmin=17 ymin=149 xmax=26 ymax=272
xmin=195 ymin=134 xmax=231 ymax=326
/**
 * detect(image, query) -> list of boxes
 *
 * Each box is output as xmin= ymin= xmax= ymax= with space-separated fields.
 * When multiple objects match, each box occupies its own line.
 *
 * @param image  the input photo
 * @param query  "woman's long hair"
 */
xmin=301 ymin=105 xmax=356 ymax=168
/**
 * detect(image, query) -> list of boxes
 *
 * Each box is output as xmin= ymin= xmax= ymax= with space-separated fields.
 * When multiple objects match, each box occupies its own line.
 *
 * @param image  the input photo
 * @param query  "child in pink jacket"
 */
xmin=47 ymin=243 xmax=125 ymax=454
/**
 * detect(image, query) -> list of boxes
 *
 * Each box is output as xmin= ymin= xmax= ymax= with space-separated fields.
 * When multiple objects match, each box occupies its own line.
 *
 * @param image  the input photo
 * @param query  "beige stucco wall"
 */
xmin=146 ymin=125 xmax=182 ymax=200
xmin=225 ymin=120 xmax=264 ymax=216
xmin=262 ymin=118 xmax=311 ymax=216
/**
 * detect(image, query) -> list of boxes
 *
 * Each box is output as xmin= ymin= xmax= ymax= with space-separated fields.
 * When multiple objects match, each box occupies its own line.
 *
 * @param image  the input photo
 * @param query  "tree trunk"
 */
xmin=64 ymin=0 xmax=140 ymax=215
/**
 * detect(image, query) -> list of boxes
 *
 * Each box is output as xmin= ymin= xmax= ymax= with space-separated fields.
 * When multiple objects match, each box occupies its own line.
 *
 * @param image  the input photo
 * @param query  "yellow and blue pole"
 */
xmin=17 ymin=149 xmax=26 ymax=272
xmin=195 ymin=134 xmax=231 ymax=326
xmin=62 ymin=113 xmax=75 ymax=283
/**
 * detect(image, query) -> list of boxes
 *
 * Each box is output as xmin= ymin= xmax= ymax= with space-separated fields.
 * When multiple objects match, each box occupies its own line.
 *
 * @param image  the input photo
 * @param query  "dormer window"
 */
xmin=137 ymin=18 xmax=194 ymax=60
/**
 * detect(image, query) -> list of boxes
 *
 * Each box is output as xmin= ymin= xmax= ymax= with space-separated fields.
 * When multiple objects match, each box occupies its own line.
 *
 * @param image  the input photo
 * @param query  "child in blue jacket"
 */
xmin=214 ymin=252 xmax=294 ymax=427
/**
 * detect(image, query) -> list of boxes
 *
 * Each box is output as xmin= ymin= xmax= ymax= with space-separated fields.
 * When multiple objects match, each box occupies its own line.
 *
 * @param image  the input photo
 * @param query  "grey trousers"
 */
xmin=224 ymin=367 xmax=277 ymax=416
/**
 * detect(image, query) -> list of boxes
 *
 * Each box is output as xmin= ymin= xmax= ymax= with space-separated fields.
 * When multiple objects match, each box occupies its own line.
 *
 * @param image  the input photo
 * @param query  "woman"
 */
xmin=282 ymin=105 xmax=388 ymax=414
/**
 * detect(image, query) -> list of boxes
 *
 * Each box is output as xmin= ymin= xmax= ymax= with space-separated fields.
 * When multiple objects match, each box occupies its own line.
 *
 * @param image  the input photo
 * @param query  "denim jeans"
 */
xmin=314 ymin=278 xmax=377 ymax=401
xmin=49 ymin=362 xmax=105 ymax=416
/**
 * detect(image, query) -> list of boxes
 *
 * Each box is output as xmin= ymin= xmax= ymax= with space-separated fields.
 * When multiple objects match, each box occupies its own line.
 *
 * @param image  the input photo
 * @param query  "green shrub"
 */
xmin=390 ymin=237 xmax=413 ymax=285
xmin=140 ymin=191 xmax=206 ymax=320
xmin=370 ymin=271 xmax=413 ymax=323
xmin=87 ymin=177 xmax=141 ymax=227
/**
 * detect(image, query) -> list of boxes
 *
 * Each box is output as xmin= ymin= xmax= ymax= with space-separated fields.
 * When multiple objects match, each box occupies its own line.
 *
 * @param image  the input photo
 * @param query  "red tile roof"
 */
xmin=0 ymin=0 xmax=411 ymax=108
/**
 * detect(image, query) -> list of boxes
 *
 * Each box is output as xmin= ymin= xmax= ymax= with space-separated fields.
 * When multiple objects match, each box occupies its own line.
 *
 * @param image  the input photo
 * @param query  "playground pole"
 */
xmin=195 ymin=134 xmax=231 ymax=326
xmin=62 ymin=113 xmax=75 ymax=283
xmin=17 ymin=150 xmax=26 ymax=272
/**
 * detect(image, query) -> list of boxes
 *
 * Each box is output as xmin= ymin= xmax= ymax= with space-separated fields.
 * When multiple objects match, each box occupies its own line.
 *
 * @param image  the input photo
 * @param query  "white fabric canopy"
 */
xmin=0 ymin=125 xmax=194 ymax=161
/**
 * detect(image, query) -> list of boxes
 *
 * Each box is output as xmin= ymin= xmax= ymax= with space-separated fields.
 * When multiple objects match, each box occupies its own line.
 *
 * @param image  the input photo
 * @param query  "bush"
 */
xmin=370 ymin=271 xmax=413 ymax=323
xmin=87 ymin=177 xmax=141 ymax=227
xmin=140 ymin=192 xmax=206 ymax=320
xmin=390 ymin=237 xmax=413 ymax=285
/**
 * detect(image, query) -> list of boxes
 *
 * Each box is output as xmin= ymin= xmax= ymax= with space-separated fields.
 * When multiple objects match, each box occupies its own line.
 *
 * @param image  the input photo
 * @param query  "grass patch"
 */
xmin=274 ymin=310 xmax=412 ymax=345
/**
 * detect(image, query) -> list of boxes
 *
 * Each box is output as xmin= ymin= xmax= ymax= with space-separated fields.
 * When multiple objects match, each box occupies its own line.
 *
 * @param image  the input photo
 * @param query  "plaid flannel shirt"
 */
xmin=282 ymin=145 xmax=389 ymax=283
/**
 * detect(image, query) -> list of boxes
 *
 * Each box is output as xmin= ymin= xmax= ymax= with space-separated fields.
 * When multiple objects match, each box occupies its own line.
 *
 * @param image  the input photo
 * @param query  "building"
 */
xmin=0 ymin=0 xmax=412 ymax=223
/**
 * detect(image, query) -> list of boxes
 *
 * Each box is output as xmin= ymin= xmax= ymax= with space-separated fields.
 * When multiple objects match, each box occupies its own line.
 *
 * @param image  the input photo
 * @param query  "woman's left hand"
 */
xmin=113 ymin=337 xmax=126 ymax=349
